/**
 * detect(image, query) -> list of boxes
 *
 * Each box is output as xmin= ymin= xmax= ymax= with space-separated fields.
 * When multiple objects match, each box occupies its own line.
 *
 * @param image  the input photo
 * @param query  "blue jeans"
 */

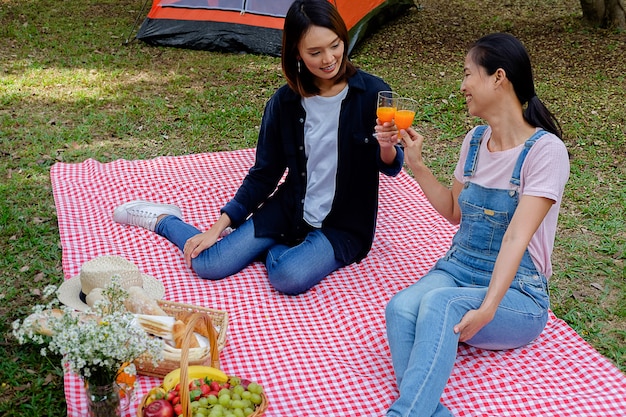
xmin=156 ymin=215 xmax=344 ymax=295
xmin=385 ymin=249 xmax=549 ymax=417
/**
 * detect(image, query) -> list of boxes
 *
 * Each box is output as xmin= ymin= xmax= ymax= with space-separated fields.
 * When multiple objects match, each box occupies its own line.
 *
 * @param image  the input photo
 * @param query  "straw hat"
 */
xmin=57 ymin=255 xmax=165 ymax=311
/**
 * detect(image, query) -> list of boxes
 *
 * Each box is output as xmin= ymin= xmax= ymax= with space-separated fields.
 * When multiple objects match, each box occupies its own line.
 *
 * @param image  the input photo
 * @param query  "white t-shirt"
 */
xmin=453 ymin=126 xmax=570 ymax=277
xmin=301 ymin=85 xmax=349 ymax=228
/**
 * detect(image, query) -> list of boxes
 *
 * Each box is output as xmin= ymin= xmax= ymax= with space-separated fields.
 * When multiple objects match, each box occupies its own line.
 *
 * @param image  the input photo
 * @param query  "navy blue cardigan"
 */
xmin=221 ymin=69 xmax=404 ymax=264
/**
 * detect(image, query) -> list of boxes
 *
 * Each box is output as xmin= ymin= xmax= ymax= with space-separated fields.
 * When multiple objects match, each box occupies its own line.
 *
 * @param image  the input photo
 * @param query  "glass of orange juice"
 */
xmin=395 ymin=97 xmax=418 ymax=130
xmin=377 ymin=91 xmax=399 ymax=123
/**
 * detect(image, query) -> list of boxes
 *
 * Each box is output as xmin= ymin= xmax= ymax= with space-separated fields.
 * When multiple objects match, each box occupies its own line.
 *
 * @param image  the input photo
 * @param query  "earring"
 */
xmin=297 ymin=60 xmax=301 ymax=73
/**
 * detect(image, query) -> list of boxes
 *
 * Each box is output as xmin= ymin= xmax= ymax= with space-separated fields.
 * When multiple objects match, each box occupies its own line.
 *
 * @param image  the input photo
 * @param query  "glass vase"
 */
xmin=85 ymin=380 xmax=122 ymax=417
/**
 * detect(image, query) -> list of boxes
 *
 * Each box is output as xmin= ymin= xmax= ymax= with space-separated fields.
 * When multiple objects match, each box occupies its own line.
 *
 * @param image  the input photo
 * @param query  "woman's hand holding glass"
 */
xmin=375 ymin=118 xmax=425 ymax=171
xmin=375 ymin=91 xmax=418 ymax=147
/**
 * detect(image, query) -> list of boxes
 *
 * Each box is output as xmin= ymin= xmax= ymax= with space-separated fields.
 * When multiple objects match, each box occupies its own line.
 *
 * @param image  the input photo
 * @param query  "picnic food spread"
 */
xmin=136 ymin=312 xmax=267 ymax=417
xmin=32 ymin=254 xmax=266 ymax=416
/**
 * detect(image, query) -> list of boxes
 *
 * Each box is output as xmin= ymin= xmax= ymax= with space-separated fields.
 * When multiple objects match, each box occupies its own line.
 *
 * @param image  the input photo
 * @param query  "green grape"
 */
xmin=243 ymin=407 xmax=254 ymax=417
xmin=218 ymin=388 xmax=231 ymax=397
xmin=233 ymin=409 xmax=245 ymax=417
xmin=241 ymin=391 xmax=251 ymax=400
xmin=232 ymin=385 xmax=245 ymax=396
xmin=199 ymin=397 xmax=210 ymax=407
xmin=208 ymin=408 xmax=223 ymax=417
xmin=241 ymin=399 xmax=252 ymax=409
xmin=207 ymin=394 xmax=218 ymax=405
xmin=231 ymin=392 xmax=242 ymax=401
xmin=218 ymin=393 xmax=231 ymax=407
xmin=231 ymin=399 xmax=245 ymax=409
xmin=249 ymin=393 xmax=262 ymax=405
xmin=247 ymin=382 xmax=262 ymax=395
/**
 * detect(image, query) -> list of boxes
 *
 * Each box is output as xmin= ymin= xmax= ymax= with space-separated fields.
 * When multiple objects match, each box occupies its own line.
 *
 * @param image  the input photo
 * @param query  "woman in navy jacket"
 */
xmin=114 ymin=0 xmax=403 ymax=294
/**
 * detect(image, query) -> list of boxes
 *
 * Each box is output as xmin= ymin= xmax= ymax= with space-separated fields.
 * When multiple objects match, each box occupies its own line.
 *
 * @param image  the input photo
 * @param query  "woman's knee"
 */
xmin=268 ymin=269 xmax=316 ymax=295
xmin=386 ymin=289 xmax=421 ymax=325
xmin=386 ymin=291 xmax=406 ymax=316
xmin=190 ymin=259 xmax=230 ymax=281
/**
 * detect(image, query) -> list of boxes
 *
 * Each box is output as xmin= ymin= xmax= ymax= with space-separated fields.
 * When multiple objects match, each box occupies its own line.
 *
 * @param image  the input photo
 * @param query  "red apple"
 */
xmin=143 ymin=399 xmax=174 ymax=417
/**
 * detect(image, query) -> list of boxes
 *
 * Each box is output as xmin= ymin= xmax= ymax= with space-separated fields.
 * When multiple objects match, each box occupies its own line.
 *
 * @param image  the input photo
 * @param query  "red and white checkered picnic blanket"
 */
xmin=51 ymin=149 xmax=626 ymax=416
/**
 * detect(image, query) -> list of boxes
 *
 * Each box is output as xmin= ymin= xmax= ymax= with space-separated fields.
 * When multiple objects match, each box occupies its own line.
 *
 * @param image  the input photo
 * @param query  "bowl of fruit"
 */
xmin=138 ymin=365 xmax=267 ymax=417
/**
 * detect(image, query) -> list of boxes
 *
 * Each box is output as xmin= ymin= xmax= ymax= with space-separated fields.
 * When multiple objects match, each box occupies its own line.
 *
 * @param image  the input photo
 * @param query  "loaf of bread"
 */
xmin=24 ymin=309 xmax=92 ymax=336
xmin=124 ymin=286 xmax=168 ymax=316
xmin=85 ymin=288 xmax=106 ymax=308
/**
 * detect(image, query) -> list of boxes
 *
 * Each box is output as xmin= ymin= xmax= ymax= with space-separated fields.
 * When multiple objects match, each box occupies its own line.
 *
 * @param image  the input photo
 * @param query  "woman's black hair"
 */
xmin=281 ymin=0 xmax=356 ymax=97
xmin=469 ymin=33 xmax=563 ymax=139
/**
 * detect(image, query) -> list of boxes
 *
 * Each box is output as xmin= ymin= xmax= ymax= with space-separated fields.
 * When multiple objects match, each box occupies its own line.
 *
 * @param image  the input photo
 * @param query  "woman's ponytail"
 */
xmin=524 ymin=95 xmax=562 ymax=138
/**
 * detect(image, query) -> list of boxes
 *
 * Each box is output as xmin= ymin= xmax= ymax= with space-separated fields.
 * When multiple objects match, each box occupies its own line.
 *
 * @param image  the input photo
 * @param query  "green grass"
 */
xmin=1 ymin=0 xmax=625 ymax=415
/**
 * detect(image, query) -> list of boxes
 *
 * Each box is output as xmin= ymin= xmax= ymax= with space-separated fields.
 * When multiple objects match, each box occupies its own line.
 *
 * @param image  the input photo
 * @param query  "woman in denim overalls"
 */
xmin=376 ymin=33 xmax=570 ymax=416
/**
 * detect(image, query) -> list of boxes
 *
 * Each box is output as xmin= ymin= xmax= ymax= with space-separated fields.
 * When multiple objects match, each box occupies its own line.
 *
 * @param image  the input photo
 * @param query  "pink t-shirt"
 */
xmin=453 ymin=126 xmax=570 ymax=278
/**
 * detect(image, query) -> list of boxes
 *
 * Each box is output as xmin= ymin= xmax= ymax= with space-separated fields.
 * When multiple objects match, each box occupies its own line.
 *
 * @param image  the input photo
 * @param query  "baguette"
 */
xmin=124 ymin=286 xmax=168 ymax=316
xmin=24 ymin=309 xmax=93 ymax=336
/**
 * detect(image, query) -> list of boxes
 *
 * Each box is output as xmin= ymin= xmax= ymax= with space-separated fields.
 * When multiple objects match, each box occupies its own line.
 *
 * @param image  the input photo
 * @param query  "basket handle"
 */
xmin=178 ymin=312 xmax=219 ymax=417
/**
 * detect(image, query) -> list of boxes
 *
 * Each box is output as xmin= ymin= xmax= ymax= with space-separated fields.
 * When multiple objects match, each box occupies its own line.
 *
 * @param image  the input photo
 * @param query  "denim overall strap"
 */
xmin=509 ymin=129 xmax=548 ymax=186
xmin=463 ymin=125 xmax=488 ymax=177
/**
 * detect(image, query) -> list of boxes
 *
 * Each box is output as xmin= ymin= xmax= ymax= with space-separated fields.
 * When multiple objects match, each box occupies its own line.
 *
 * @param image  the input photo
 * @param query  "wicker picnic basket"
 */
xmin=137 ymin=312 xmax=268 ymax=417
xmin=134 ymin=300 xmax=228 ymax=378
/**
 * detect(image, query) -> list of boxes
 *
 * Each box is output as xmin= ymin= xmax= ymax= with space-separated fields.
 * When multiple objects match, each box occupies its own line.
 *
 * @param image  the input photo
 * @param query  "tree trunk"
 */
xmin=580 ymin=0 xmax=626 ymax=29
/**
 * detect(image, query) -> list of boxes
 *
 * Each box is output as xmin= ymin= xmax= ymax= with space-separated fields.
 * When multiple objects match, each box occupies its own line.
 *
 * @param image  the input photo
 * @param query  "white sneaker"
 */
xmin=113 ymin=200 xmax=183 ymax=232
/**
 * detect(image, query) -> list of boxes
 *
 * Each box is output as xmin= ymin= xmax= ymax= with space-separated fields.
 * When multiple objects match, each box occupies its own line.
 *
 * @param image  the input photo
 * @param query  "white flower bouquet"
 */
xmin=12 ymin=276 xmax=164 ymax=387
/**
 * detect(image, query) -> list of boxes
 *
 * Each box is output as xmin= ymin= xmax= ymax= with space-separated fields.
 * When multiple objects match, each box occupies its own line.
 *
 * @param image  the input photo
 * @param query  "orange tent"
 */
xmin=136 ymin=0 xmax=413 ymax=56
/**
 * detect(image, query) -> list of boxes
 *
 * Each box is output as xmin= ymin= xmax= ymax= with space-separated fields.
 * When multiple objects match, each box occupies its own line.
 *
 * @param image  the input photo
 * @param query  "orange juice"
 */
xmin=394 ymin=109 xmax=415 ymax=130
xmin=377 ymin=106 xmax=396 ymax=123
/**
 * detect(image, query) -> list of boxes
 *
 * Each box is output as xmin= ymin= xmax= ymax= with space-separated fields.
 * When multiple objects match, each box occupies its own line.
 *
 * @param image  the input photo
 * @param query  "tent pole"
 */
xmin=124 ymin=0 xmax=152 ymax=46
